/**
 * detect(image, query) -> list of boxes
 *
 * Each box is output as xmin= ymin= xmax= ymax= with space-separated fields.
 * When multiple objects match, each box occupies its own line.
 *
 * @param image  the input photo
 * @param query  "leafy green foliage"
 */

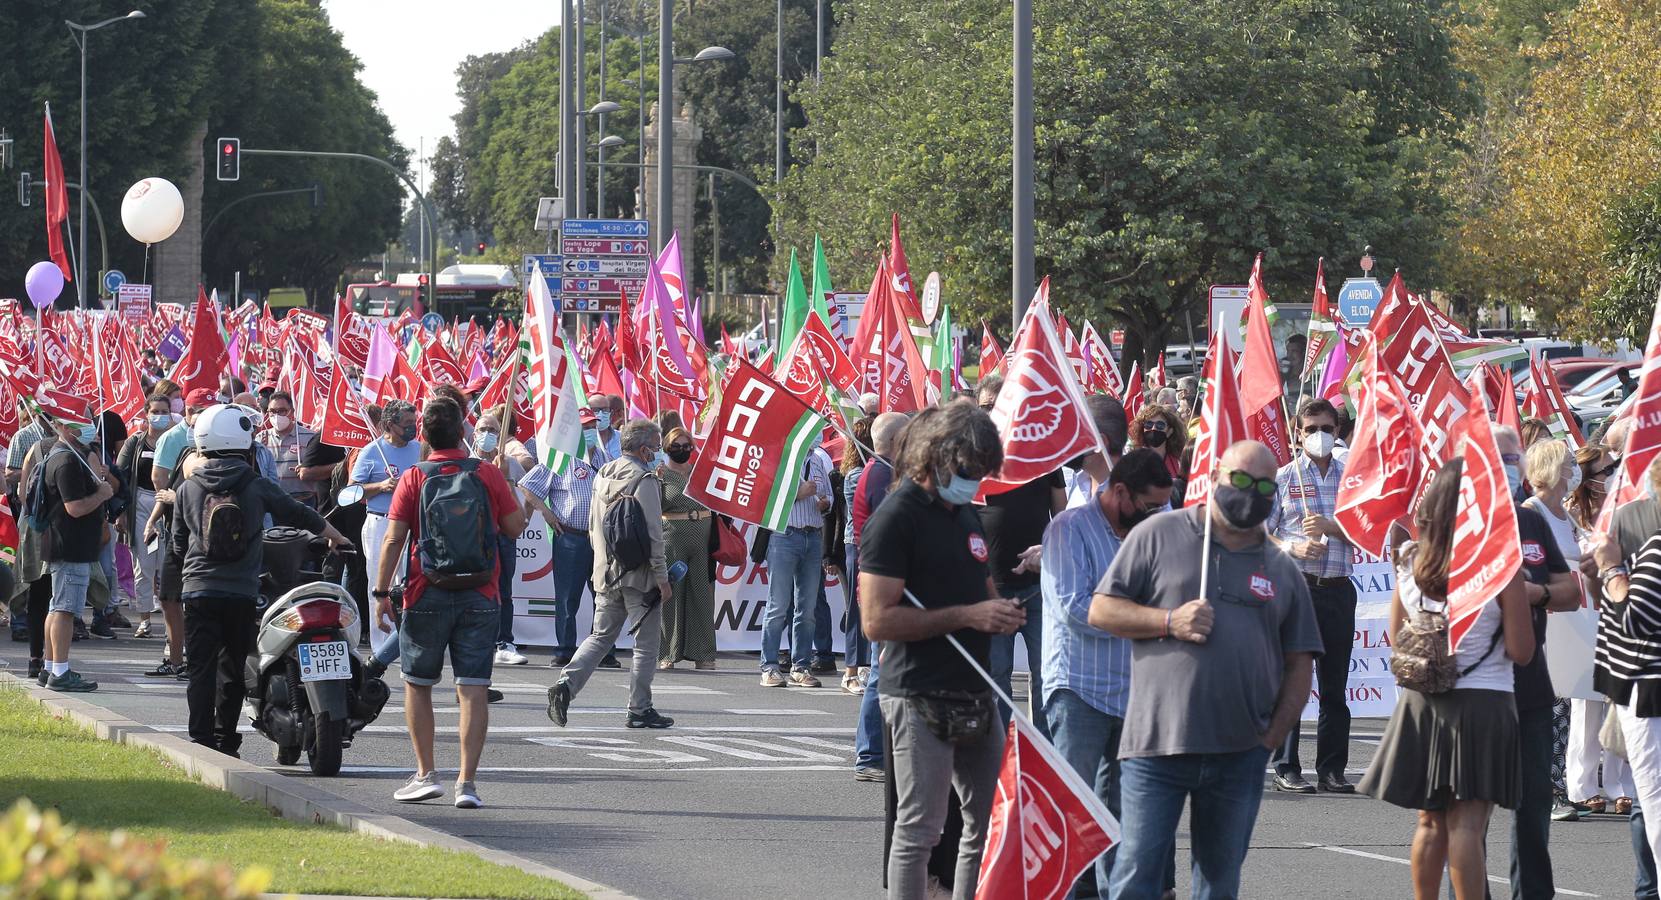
xmin=1590 ymin=180 xmax=1661 ymax=343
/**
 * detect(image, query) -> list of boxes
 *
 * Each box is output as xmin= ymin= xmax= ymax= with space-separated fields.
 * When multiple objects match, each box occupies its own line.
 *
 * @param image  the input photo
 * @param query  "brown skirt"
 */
xmin=1359 ymin=687 xmax=1520 ymax=810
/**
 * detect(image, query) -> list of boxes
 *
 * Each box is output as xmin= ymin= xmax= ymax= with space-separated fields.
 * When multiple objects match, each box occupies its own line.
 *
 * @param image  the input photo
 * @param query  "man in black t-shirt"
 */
xmin=861 ymin=400 xmax=1025 ymax=899
xmin=1496 ymin=425 xmax=1580 ymax=900
xmin=39 ymin=412 xmax=116 ymax=692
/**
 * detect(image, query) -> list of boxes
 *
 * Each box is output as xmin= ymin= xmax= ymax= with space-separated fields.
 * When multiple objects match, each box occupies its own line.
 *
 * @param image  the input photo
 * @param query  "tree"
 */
xmin=777 ymin=0 xmax=1472 ymax=364
xmin=199 ymin=0 xmax=407 ymax=306
xmin=1589 ymin=179 xmax=1661 ymax=342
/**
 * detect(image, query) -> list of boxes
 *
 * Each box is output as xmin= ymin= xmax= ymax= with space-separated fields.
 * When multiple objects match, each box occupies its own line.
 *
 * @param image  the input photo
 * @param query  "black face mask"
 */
xmin=667 ymin=446 xmax=693 ymax=464
xmin=1141 ymin=428 xmax=1168 ymax=449
xmin=1215 ymin=484 xmax=1273 ymax=529
xmin=1120 ymin=496 xmax=1155 ymax=531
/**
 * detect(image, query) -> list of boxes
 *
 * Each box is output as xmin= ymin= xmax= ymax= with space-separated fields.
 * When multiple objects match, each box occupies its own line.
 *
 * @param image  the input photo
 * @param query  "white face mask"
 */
xmin=269 ymin=414 xmax=293 ymax=432
xmin=1302 ymin=430 xmax=1336 ymax=459
xmin=1564 ymin=464 xmax=1582 ymax=493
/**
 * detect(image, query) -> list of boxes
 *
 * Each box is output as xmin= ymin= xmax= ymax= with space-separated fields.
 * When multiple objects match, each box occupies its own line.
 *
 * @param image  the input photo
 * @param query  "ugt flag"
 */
xmin=1447 ymin=401 xmax=1522 ymax=651
xmin=976 ymin=715 xmax=1119 ymax=900
xmin=683 ymin=358 xmax=826 ymax=532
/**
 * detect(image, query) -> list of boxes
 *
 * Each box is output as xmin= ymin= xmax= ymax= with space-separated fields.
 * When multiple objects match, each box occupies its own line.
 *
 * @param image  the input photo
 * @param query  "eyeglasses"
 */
xmin=1302 ymin=423 xmax=1336 ymax=435
xmin=1221 ymin=468 xmax=1277 ymax=497
xmin=668 ymin=443 xmax=694 ymax=453
xmin=1143 ymin=419 xmax=1170 ymax=432
xmin=1501 ymin=453 xmax=1522 ymax=465
xmin=1593 ymin=461 xmax=1619 ymax=479
xmin=267 ymin=407 xmax=292 ymax=416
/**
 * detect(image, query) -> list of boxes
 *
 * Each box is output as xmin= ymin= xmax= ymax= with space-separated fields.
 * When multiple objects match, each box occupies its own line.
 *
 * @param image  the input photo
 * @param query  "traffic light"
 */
xmin=476 ymin=241 xmax=487 ymax=254
xmin=216 ymin=137 xmax=240 ymax=181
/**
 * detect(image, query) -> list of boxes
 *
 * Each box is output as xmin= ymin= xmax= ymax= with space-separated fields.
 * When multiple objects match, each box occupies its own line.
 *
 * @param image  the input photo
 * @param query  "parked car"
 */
xmin=1565 ymin=362 xmax=1640 ymax=409
xmin=1511 ymin=357 xmax=1622 ymax=393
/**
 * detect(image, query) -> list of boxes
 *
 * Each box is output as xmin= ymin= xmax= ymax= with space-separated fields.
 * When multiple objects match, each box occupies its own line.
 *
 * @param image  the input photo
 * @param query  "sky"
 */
xmin=321 ymin=0 xmax=560 ymax=179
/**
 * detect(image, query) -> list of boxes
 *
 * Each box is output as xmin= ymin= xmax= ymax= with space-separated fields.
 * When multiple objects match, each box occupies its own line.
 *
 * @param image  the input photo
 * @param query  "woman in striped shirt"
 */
xmin=1595 ymin=510 xmax=1661 ymax=869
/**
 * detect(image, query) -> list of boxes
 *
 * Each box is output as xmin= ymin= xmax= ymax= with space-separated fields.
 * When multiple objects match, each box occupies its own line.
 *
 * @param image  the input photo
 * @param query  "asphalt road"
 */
xmin=12 ymin=636 xmax=1638 ymax=900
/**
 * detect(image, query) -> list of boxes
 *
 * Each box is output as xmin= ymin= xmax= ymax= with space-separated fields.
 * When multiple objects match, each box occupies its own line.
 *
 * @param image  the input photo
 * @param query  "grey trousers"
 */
xmin=561 ymin=585 xmax=661 ymax=714
xmin=880 ymin=694 xmax=1005 ymax=900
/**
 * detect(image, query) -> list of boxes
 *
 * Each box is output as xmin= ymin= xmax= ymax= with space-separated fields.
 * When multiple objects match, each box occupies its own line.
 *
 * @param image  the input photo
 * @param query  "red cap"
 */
xmin=186 ymin=388 xmax=218 ymax=409
xmin=579 ymin=406 xmax=598 ymax=425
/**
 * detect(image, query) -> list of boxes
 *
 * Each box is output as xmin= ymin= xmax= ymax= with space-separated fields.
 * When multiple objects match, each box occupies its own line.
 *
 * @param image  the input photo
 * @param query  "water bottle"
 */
xmin=669 ymin=559 xmax=689 ymax=584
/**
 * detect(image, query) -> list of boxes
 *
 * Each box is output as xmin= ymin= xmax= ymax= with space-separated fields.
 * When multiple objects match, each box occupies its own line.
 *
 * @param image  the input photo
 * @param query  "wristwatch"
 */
xmin=372 ymin=589 xmax=390 ymax=599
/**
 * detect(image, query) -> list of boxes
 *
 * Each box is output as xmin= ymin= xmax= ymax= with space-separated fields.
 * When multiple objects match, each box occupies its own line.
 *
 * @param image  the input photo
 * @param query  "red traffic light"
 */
xmin=417 ymin=274 xmax=429 ymax=286
xmin=476 ymin=242 xmax=486 ymax=253
xmin=222 ymin=143 xmax=234 ymax=154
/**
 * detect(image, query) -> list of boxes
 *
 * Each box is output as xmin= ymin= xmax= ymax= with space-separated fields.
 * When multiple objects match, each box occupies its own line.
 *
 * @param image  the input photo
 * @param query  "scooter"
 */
xmin=244 ymin=527 xmax=389 ymax=776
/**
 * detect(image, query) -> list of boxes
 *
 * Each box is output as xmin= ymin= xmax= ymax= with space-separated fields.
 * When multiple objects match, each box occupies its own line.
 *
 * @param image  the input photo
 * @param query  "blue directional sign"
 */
xmin=102 ymin=269 xmax=126 ymax=295
xmin=1337 ymin=278 xmax=1383 ymax=327
xmin=521 ymin=254 xmax=564 ymax=306
xmin=421 ymin=312 xmax=445 ymax=333
xmin=560 ymin=218 xmax=650 ymax=238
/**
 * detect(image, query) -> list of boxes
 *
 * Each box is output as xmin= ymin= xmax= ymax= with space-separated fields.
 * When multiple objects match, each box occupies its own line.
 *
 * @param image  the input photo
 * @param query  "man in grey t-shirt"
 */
xmin=1089 ymin=440 xmax=1322 ymax=900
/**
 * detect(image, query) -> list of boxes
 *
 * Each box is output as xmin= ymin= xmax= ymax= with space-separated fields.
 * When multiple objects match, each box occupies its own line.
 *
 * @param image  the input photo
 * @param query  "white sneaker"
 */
xmin=393 ymin=771 xmax=443 ymax=803
xmin=760 ymin=668 xmax=787 ymax=687
xmin=454 ymin=781 xmax=482 ymax=809
xmin=495 ymin=643 xmax=528 ymax=666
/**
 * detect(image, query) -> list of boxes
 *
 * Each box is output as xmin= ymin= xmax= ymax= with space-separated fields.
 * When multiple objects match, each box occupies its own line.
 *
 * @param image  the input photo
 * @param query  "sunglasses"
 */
xmin=668 ymin=443 xmax=694 ymax=453
xmin=1592 ymin=461 xmax=1619 ymax=479
xmin=1221 ymin=468 xmax=1277 ymax=497
xmin=1302 ymin=423 xmax=1336 ymax=435
xmin=1143 ymin=420 xmax=1170 ymax=432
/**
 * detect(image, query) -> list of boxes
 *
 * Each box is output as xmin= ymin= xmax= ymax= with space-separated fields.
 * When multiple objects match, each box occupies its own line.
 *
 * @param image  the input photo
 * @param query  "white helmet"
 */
xmin=194 ymin=403 xmax=256 ymax=454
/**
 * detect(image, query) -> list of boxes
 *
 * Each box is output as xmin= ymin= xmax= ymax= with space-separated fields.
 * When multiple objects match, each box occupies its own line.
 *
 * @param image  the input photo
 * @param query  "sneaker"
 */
xmin=47 ymin=670 xmax=98 ymax=692
xmin=37 ymin=666 xmax=49 ymax=687
xmin=88 ymin=621 xmax=117 ymax=640
xmin=486 ymin=689 xmax=504 ymax=703
xmin=454 ymin=781 xmax=483 ymax=809
xmin=1551 ymin=800 xmax=1581 ymax=822
xmin=175 ymin=665 xmax=190 ymax=681
xmin=842 ymin=671 xmax=865 ymax=695
xmin=598 ymin=655 xmax=622 ymax=669
xmin=495 ymin=643 xmax=528 ymax=666
xmin=657 ymin=659 xmax=675 ymax=671
xmin=107 ymin=610 xmax=133 ymax=629
xmin=547 ymin=680 xmax=572 ymax=727
xmin=144 ymin=660 xmax=183 ymax=678
xmin=789 ymin=669 xmax=822 ymax=688
xmin=132 ymin=621 xmax=153 ymax=638
xmin=810 ymin=656 xmax=837 ymax=674
xmin=853 ymin=766 xmax=886 ymax=783
xmin=27 ymin=658 xmax=42 ymax=680
xmin=694 ymin=660 xmax=717 ymax=671
xmin=548 ymin=654 xmax=572 ymax=668
xmin=760 ymin=668 xmax=787 ymax=688
xmin=393 ymin=771 xmax=444 ymax=803
xmin=627 ymin=708 xmax=674 ymax=729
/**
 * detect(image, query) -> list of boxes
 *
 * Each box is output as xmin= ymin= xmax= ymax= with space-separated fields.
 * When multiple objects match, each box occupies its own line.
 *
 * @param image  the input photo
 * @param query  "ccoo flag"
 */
xmin=683 ymin=358 xmax=826 ymax=532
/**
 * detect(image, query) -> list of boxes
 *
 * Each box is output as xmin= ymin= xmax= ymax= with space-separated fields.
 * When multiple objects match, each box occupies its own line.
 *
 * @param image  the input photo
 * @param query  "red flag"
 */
xmin=617 ymin=289 xmax=642 ymax=372
xmin=1335 ymin=341 xmax=1425 ymax=557
xmin=1470 ymin=361 xmax=1523 ymax=433
xmin=682 ymin=358 xmax=827 ymax=531
xmin=888 ymin=213 xmax=926 ymax=327
xmin=850 ymin=258 xmax=928 ymax=412
xmin=980 ymin=321 xmax=1005 ymax=377
xmin=1239 ymin=253 xmax=1282 ymax=417
xmin=172 ymin=290 xmax=228 ymax=395
xmin=1185 ymin=334 xmax=1249 ymax=507
xmin=981 ymin=294 xmax=1100 ymax=496
xmin=92 ymin=318 xmax=146 ymax=423
xmin=43 ymin=105 xmax=72 ymax=282
xmin=590 ymin=340 xmax=626 ymax=401
xmin=1302 ymin=258 xmax=1333 ymax=379
xmin=720 ymin=323 xmax=739 ymax=359
xmin=320 ymin=358 xmax=375 ymax=449
xmin=379 ymin=347 xmax=423 ymax=407
xmin=1123 ymin=362 xmax=1145 ymax=420
xmin=1523 ymin=357 xmax=1585 ymax=447
xmin=1447 ymin=402 xmax=1523 ymax=651
xmin=976 ymin=716 xmax=1119 ymax=900
xmin=37 ymin=329 xmax=77 ymax=389
xmin=1149 ymin=352 xmax=1168 ymax=392
xmin=478 ymin=347 xmax=535 ymax=444
xmin=421 ymin=331 xmax=465 ymax=386
xmin=0 ymin=494 xmax=19 ymax=566
xmin=334 ymin=295 xmax=372 ymax=368
xmin=1056 ymin=315 xmax=1088 ymax=389
xmin=780 ymin=309 xmax=862 ymax=393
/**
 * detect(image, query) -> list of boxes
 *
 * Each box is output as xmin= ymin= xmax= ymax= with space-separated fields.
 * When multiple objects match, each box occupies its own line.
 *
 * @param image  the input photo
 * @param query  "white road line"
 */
xmin=722 ymin=708 xmax=831 ymax=716
xmin=339 ymin=764 xmax=846 ymax=774
xmin=1301 ymin=843 xmax=1600 ymax=898
xmin=154 ymin=724 xmax=855 ymax=735
xmin=628 ymin=685 xmax=724 ymax=694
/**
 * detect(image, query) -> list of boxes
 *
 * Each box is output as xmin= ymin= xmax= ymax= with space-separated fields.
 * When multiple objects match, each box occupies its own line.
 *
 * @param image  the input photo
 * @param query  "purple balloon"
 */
xmin=25 ymin=261 xmax=64 ymax=309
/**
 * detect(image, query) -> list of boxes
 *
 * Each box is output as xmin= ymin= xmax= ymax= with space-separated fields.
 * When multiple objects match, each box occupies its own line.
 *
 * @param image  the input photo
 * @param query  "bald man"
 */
xmin=1088 ymin=440 xmax=1323 ymax=900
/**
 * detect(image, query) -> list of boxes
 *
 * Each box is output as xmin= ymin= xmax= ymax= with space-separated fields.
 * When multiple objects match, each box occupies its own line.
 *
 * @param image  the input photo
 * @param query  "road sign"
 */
xmin=421 ymin=312 xmax=445 ymax=333
xmin=560 ymin=218 xmax=649 ymax=238
xmin=1208 ymin=284 xmax=1250 ymax=353
xmin=1337 ymin=278 xmax=1383 ymax=327
xmin=102 ymin=269 xmax=126 ymax=295
xmin=561 ymin=257 xmax=647 ymax=276
xmin=117 ymin=283 xmax=152 ymax=322
xmin=522 ymin=254 xmax=564 ymax=299
xmin=562 ymin=277 xmax=645 ymax=295
xmin=560 ymin=293 xmax=623 ymax=314
xmin=920 ymin=272 xmax=941 ymax=325
xmin=560 ymin=237 xmax=649 ymax=256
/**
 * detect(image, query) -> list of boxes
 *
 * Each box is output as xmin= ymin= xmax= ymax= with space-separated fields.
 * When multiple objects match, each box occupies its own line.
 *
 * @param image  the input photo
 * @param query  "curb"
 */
xmin=1 ymin=673 xmax=634 ymax=900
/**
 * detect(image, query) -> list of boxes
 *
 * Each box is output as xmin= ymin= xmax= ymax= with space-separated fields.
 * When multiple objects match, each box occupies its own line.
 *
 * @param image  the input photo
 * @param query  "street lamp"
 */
xmin=574 ymin=101 xmax=622 ymax=219
xmin=656 ymin=0 xmax=733 ymax=254
xmin=65 ymin=9 xmax=145 ymax=308
xmin=592 ymin=134 xmax=625 ymax=218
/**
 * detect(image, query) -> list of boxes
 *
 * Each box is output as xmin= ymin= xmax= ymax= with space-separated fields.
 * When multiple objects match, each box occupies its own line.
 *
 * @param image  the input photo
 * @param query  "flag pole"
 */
xmin=1197 ymin=345 xmax=1221 ymax=608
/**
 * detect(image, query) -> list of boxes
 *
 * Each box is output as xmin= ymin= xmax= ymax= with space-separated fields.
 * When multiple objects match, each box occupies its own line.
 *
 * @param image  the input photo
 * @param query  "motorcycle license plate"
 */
xmin=297 ymin=641 xmax=352 ymax=682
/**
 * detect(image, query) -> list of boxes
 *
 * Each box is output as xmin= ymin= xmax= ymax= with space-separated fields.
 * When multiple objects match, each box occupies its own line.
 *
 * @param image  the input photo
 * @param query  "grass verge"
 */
xmin=0 ymin=687 xmax=583 ymax=899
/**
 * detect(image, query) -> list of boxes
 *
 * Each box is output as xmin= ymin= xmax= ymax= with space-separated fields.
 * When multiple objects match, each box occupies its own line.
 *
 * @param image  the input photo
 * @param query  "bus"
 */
xmin=348 ymin=264 xmax=517 ymax=321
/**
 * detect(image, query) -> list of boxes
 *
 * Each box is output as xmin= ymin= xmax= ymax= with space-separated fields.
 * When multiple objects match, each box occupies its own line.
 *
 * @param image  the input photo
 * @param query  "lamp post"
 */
xmin=654 ymin=1 xmax=733 ymax=254
xmin=65 ymin=9 xmax=144 ymax=308
xmin=580 ymin=102 xmax=623 ymax=219
xmin=593 ymin=133 xmax=625 ymax=217
xmin=1011 ymin=0 xmax=1034 ymax=324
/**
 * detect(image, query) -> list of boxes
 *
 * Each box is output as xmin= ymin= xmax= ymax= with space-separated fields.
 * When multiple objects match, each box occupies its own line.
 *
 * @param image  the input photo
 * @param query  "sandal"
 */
xmin=1573 ymin=794 xmax=1607 ymax=814
xmin=1617 ymin=797 xmax=1634 ymax=816
xmin=841 ymin=671 xmax=864 ymax=695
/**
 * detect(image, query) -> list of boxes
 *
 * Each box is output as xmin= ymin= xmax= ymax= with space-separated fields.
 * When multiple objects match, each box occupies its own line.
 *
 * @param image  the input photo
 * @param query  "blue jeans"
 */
xmin=1636 ymin=797 xmax=1660 ymax=900
xmin=1046 ymin=689 xmax=1124 ymax=898
xmin=495 ymin=534 xmax=518 ymax=646
xmin=552 ymin=528 xmax=596 ymax=656
xmin=989 ymin=584 xmax=1048 ymax=737
xmin=855 ymin=647 xmax=884 ymax=769
xmin=398 ymin=586 xmax=498 ymax=687
xmin=762 ymin=526 xmax=820 ymax=671
xmin=1110 ymin=746 xmax=1272 ymax=900
xmin=843 ymin=544 xmax=869 ymax=668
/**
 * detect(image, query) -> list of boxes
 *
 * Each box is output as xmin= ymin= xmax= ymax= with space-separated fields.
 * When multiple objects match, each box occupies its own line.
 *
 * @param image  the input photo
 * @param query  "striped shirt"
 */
xmin=784 ymin=448 xmax=832 ymax=531
xmin=521 ymin=443 xmax=611 ymax=532
xmin=1599 ymin=532 xmax=1661 ymax=688
xmin=6 ymin=420 xmax=45 ymax=470
xmin=1039 ymin=494 xmax=1130 ymax=717
xmin=1266 ymin=453 xmax=1352 ymax=578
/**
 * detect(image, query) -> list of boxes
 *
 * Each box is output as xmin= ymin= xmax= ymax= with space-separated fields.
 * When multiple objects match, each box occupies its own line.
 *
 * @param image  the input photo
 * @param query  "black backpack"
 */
xmin=193 ymin=468 xmax=255 ymax=563
xmin=602 ymin=472 xmax=654 ymax=573
xmin=414 ymin=458 xmax=499 ymax=589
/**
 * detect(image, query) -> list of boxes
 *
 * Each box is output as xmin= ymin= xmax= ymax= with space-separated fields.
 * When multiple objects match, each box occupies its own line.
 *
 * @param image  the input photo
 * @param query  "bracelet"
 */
xmin=372 ymin=589 xmax=390 ymax=599
xmin=1163 ymin=609 xmax=1173 ymax=639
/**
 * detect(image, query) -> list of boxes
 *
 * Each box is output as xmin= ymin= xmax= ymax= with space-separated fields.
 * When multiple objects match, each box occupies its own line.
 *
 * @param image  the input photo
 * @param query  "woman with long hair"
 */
xmin=1360 ymin=460 xmax=1533 ymax=900
xmin=1128 ymin=404 xmax=1187 ymax=500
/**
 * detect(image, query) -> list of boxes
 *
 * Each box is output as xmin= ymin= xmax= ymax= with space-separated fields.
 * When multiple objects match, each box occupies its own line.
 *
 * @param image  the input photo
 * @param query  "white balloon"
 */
xmin=120 ymin=177 xmax=185 ymax=244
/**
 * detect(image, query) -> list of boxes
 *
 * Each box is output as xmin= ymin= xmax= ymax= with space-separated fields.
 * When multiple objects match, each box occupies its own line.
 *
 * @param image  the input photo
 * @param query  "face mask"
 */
xmin=653 ymin=450 xmax=670 ymax=468
xmin=1214 ymin=484 xmax=1274 ymax=530
xmin=1564 ymin=465 xmax=1582 ymax=492
xmin=1141 ymin=428 xmax=1168 ymax=449
xmin=400 ymin=424 xmax=418 ymax=443
xmin=1118 ymin=491 xmax=1155 ymax=531
xmin=667 ymin=446 xmax=693 ymax=464
xmin=1302 ymin=431 xmax=1335 ymax=459
xmin=477 ymin=431 xmax=500 ymax=454
xmin=1504 ymin=464 xmax=1523 ymax=496
xmin=77 ymin=424 xmax=100 ymax=446
xmin=935 ymin=469 xmax=982 ymax=505
xmin=149 ymin=414 xmax=173 ymax=431
xmin=594 ymin=411 xmax=612 ymax=431
xmin=170 ymin=398 xmax=184 ymax=414
xmin=269 ymin=414 xmax=293 ymax=432
xmin=583 ymin=427 xmax=600 ymax=447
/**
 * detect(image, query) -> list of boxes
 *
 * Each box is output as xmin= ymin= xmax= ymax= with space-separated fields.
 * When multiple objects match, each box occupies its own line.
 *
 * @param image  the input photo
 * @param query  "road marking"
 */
xmin=626 ymin=684 xmax=723 ymax=695
xmin=154 ymin=724 xmax=854 ymax=735
xmin=1301 ymin=843 xmax=1600 ymax=897
xmin=660 ymin=735 xmax=844 ymax=762
xmin=724 ymin=714 xmax=837 ymax=720
xmin=340 ymin=764 xmax=846 ymax=774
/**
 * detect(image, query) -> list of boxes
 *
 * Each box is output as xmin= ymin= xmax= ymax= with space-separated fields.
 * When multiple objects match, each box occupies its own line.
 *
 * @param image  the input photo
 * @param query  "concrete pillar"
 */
xmin=154 ymin=122 xmax=206 ymax=305
xmin=642 ymin=99 xmax=702 ymax=274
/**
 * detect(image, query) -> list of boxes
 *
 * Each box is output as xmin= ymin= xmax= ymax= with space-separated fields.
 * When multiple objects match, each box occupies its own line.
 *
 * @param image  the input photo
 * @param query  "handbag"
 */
xmin=1389 ymin=544 xmax=1503 ymax=695
xmin=1602 ymin=702 xmax=1628 ymax=761
xmin=711 ymin=514 xmax=746 ymax=568
xmin=908 ymin=691 xmax=995 ymax=745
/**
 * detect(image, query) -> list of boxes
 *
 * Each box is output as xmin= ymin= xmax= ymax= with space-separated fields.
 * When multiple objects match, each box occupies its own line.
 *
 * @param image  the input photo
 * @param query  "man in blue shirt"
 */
xmin=351 ymin=399 xmax=422 ymax=655
xmin=1041 ymin=449 xmax=1172 ymax=897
